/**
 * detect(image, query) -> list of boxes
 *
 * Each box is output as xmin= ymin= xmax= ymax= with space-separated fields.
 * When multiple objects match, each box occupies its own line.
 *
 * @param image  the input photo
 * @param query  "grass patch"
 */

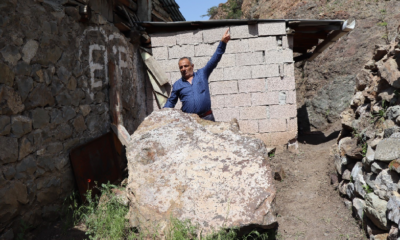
xmin=64 ymin=183 xmax=277 ymax=240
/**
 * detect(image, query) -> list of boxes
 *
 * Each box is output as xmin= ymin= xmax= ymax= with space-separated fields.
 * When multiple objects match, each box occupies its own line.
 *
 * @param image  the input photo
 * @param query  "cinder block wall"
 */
xmin=149 ymin=22 xmax=297 ymax=147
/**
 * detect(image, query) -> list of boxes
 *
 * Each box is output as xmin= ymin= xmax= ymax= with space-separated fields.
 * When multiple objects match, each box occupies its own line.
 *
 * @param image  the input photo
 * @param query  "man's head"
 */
xmin=178 ymin=57 xmax=194 ymax=80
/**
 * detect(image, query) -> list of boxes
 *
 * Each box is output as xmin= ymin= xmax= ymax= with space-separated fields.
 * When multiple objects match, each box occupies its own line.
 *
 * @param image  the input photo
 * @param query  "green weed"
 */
xmin=362 ymin=184 xmax=373 ymax=194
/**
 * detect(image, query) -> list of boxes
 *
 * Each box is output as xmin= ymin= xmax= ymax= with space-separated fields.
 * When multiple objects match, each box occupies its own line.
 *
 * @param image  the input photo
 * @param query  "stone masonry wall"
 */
xmin=149 ymin=23 xmax=297 ymax=147
xmin=0 ymin=0 xmax=147 ymax=237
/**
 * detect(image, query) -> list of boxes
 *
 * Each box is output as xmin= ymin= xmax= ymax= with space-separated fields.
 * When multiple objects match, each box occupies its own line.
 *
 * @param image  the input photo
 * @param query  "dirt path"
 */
xmin=270 ymin=122 xmax=366 ymax=240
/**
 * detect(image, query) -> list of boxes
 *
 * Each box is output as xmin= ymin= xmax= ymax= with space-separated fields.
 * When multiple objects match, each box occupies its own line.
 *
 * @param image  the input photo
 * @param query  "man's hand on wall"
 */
xmin=221 ymin=28 xmax=231 ymax=43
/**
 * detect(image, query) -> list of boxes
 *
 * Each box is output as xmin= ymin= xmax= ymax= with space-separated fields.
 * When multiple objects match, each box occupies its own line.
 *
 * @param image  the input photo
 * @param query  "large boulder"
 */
xmin=375 ymin=139 xmax=400 ymax=162
xmin=126 ymin=109 xmax=276 ymax=235
xmin=365 ymin=193 xmax=389 ymax=230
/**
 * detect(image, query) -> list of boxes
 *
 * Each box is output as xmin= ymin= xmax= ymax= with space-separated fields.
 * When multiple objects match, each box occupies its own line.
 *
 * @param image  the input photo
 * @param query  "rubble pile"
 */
xmin=335 ymin=41 xmax=400 ymax=239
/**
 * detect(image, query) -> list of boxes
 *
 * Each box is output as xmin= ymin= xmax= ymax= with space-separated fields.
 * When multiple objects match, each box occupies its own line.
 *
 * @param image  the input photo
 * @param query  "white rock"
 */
xmin=22 ymin=39 xmax=39 ymax=64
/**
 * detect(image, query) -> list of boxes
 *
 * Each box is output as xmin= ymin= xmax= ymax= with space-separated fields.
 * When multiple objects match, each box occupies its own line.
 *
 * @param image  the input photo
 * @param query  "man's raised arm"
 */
xmin=203 ymin=28 xmax=231 ymax=77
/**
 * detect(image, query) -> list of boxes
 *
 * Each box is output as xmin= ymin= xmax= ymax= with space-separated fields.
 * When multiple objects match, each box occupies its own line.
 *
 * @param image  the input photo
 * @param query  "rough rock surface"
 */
xmin=365 ymin=193 xmax=389 ymax=230
xmin=375 ymin=139 xmax=400 ymax=161
xmin=126 ymin=109 xmax=276 ymax=235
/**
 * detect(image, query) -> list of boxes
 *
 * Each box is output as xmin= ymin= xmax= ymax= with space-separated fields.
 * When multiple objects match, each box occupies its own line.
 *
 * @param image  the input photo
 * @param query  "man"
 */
xmin=163 ymin=28 xmax=231 ymax=121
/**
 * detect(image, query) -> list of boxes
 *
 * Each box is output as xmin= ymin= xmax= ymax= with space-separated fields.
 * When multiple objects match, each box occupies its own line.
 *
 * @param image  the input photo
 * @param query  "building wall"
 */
xmin=149 ymin=23 xmax=297 ymax=147
xmin=0 ymin=0 xmax=147 ymax=237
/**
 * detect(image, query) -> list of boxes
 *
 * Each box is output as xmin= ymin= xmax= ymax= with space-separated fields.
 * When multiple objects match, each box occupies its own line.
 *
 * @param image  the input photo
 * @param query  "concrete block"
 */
xmin=195 ymin=43 xmax=219 ymax=57
xmin=284 ymin=63 xmax=295 ymax=77
xmin=239 ymin=106 xmax=268 ymax=120
xmin=251 ymin=92 xmax=279 ymax=106
xmin=288 ymin=118 xmax=298 ymax=131
xmin=225 ymin=93 xmax=251 ymax=107
xmin=209 ymin=68 xmax=224 ymax=82
xmin=150 ymin=33 xmax=176 ymax=47
xmin=159 ymin=59 xmax=179 ymax=72
xmin=258 ymin=22 xmax=286 ymax=36
xmin=211 ymin=81 xmax=238 ymax=95
xmin=270 ymin=104 xmax=297 ymax=119
xmin=217 ymin=54 xmax=236 ymax=68
xmin=230 ymin=25 xmax=258 ymax=39
xmin=238 ymin=120 xmax=259 ymax=134
xmin=251 ymin=64 xmax=280 ymax=78
xmin=259 ymin=119 xmax=287 ymax=133
xmin=170 ymin=71 xmax=182 ymax=84
xmin=236 ymin=52 xmax=264 ymax=66
xmin=152 ymin=47 xmax=168 ymax=60
xmin=238 ymin=78 xmax=266 ymax=93
xmin=286 ymin=90 xmax=296 ymax=104
xmin=282 ymin=35 xmax=293 ymax=49
xmin=248 ymin=37 xmax=277 ymax=52
xmin=256 ymin=130 xmax=297 ymax=147
xmin=168 ymin=45 xmax=195 ymax=59
xmin=176 ymin=30 xmax=203 ymax=45
xmin=226 ymin=39 xmax=250 ymax=54
xmin=193 ymin=57 xmax=209 ymax=69
xmin=211 ymin=95 xmax=225 ymax=108
xmin=203 ymin=27 xmax=227 ymax=43
xmin=224 ymin=66 xmax=252 ymax=80
xmin=267 ymin=77 xmax=295 ymax=91
xmin=265 ymin=49 xmax=293 ymax=63
xmin=213 ymin=108 xmax=240 ymax=122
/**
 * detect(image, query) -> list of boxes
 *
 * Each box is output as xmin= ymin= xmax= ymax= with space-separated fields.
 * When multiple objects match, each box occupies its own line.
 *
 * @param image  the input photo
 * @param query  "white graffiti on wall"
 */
xmin=79 ymin=27 xmax=133 ymax=99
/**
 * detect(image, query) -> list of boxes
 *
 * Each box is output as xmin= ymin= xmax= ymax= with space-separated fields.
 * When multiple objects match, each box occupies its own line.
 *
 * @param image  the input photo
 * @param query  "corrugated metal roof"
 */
xmin=158 ymin=0 xmax=185 ymax=21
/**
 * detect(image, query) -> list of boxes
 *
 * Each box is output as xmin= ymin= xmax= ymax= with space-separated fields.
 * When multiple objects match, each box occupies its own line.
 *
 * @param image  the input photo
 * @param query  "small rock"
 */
xmin=390 ymin=132 xmax=400 ymax=139
xmin=342 ymin=169 xmax=351 ymax=180
xmin=330 ymin=173 xmax=339 ymax=185
xmin=352 ymin=198 xmax=365 ymax=220
xmin=2 ymin=166 xmax=16 ymax=180
xmin=371 ymin=161 xmax=388 ymax=174
xmin=347 ymin=182 xmax=355 ymax=199
xmin=340 ymin=109 xmax=355 ymax=130
xmin=370 ymin=138 xmax=382 ymax=149
xmin=1 ymin=45 xmax=21 ymax=66
xmin=384 ymin=126 xmax=400 ymax=139
xmin=67 ymin=76 xmax=77 ymax=90
xmin=11 ymin=115 xmax=32 ymax=137
xmin=386 ymin=106 xmax=400 ymax=121
xmin=366 ymin=145 xmax=375 ymax=164
xmin=340 ymin=137 xmax=363 ymax=159
xmin=0 ymin=85 xmax=25 ymax=115
xmin=15 ymin=76 xmax=33 ymax=102
xmin=389 ymin=159 xmax=400 ymax=174
xmin=338 ymin=181 xmax=348 ymax=195
xmin=387 ymin=193 xmax=400 ymax=227
xmin=355 ymin=69 xmax=371 ymax=91
xmin=375 ymin=139 xmax=400 ymax=161
xmin=73 ymin=115 xmax=87 ymax=133
xmin=18 ymin=136 xmax=34 ymax=160
xmin=0 ymin=62 xmax=15 ymax=87
xmin=0 ymin=137 xmax=18 ymax=164
xmin=0 ymin=116 xmax=11 ymax=136
xmin=15 ymin=156 xmax=37 ymax=180
xmin=26 ymin=84 xmax=55 ymax=109
xmin=364 ymin=60 xmax=377 ymax=70
xmin=343 ymin=199 xmax=352 ymax=209
xmin=365 ymin=193 xmax=389 ymax=230
xmin=373 ymin=233 xmax=389 ymax=240
xmin=31 ymin=108 xmax=49 ymax=129
xmin=375 ymin=170 xmax=399 ymax=200
xmin=388 ymin=223 xmax=399 ymax=240
xmin=22 ymin=39 xmax=39 ymax=64
xmin=351 ymin=92 xmax=365 ymax=107
xmin=62 ymin=106 xmax=76 ymax=121
xmin=56 ymin=66 xmax=71 ymax=85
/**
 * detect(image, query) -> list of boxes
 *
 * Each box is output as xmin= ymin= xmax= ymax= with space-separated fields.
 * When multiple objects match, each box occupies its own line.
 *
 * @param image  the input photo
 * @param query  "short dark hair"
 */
xmin=178 ymin=57 xmax=193 ymax=64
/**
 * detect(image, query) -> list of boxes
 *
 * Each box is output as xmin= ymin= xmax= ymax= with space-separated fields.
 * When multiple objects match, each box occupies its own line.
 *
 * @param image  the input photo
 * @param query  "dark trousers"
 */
xmin=201 ymin=113 xmax=215 ymax=122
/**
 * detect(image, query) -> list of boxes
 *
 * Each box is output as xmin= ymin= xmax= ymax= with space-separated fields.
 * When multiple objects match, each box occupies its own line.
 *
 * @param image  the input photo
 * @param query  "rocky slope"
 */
xmin=211 ymin=0 xmax=400 ymax=131
xmin=334 ymin=40 xmax=400 ymax=239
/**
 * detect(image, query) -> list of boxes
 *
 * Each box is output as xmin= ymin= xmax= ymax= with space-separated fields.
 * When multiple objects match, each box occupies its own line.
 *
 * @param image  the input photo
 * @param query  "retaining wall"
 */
xmin=149 ymin=23 xmax=297 ymax=147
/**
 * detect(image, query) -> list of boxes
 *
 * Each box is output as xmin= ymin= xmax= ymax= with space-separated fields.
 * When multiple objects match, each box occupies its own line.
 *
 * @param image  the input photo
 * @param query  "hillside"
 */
xmin=210 ymin=0 xmax=400 ymax=131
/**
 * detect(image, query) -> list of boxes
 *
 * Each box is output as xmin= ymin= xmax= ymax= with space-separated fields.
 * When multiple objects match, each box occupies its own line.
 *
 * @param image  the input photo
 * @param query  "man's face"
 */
xmin=178 ymin=59 xmax=194 ymax=80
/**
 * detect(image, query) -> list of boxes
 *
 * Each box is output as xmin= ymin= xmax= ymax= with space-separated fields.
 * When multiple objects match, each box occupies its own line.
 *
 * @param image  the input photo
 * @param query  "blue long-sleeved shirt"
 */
xmin=163 ymin=41 xmax=226 ymax=115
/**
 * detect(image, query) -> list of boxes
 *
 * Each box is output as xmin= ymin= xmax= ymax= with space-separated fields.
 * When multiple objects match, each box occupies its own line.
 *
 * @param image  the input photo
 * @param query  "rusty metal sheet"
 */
xmin=70 ymin=132 xmax=123 ymax=202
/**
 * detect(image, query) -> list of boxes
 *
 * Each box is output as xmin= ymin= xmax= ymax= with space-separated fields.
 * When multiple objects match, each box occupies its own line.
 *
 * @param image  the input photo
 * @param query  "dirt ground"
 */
xmin=30 ymin=121 xmax=367 ymax=240
xmin=270 ymin=121 xmax=366 ymax=240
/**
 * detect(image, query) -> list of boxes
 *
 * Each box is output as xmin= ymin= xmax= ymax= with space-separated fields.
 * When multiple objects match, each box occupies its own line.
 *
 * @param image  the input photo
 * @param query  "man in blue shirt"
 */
xmin=163 ymin=29 xmax=231 ymax=121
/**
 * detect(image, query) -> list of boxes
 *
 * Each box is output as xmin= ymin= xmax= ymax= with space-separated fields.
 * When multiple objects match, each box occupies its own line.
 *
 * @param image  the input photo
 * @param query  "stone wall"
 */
xmin=0 ymin=0 xmax=147 ymax=237
xmin=149 ymin=23 xmax=297 ymax=147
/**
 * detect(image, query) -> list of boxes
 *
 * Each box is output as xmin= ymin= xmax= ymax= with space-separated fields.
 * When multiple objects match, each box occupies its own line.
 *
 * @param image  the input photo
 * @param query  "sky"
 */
xmin=175 ymin=0 xmax=226 ymax=21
